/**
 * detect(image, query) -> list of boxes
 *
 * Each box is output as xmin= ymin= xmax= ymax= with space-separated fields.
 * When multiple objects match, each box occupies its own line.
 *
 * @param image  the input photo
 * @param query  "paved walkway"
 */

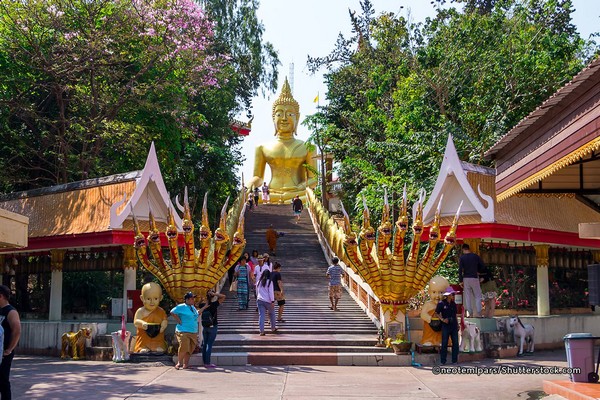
xmin=11 ymin=351 xmax=574 ymax=399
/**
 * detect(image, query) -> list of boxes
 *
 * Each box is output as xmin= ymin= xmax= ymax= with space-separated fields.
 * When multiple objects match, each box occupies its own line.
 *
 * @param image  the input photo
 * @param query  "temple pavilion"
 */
xmin=423 ymin=56 xmax=600 ymax=316
xmin=0 ymin=144 xmax=181 ymax=321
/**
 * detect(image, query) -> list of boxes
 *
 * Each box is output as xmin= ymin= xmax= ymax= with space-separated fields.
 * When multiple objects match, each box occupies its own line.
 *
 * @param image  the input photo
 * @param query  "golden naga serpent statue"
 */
xmin=307 ymin=187 xmax=461 ymax=320
xmin=132 ymin=188 xmax=246 ymax=301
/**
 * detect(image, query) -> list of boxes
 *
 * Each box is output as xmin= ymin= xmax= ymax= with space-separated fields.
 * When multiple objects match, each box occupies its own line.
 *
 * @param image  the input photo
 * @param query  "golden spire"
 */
xmin=272 ymin=77 xmax=300 ymax=118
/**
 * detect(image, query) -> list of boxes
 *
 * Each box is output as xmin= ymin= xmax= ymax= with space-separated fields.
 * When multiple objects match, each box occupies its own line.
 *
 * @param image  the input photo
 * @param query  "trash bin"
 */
xmin=563 ymin=333 xmax=595 ymax=382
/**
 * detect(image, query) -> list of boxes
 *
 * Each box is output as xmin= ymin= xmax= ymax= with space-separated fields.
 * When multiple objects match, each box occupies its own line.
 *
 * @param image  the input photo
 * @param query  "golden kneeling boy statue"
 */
xmin=133 ymin=282 xmax=168 ymax=353
xmin=420 ymin=275 xmax=449 ymax=347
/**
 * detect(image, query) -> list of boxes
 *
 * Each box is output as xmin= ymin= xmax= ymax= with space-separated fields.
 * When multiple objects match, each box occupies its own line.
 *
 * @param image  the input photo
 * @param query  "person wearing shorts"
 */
xmin=292 ymin=195 xmax=303 ymax=223
xmin=326 ymin=257 xmax=344 ymax=311
xmin=271 ymin=263 xmax=286 ymax=322
xmin=170 ymin=292 xmax=199 ymax=370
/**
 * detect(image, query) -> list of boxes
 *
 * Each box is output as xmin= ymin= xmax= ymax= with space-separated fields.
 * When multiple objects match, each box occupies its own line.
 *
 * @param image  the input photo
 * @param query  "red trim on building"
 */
xmin=0 ymin=231 xmax=184 ymax=253
xmin=422 ymin=223 xmax=600 ymax=248
xmin=230 ymin=125 xmax=251 ymax=136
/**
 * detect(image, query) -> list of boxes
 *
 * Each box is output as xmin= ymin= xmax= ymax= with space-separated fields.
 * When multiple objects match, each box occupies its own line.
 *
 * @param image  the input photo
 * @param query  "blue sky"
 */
xmin=238 ymin=0 xmax=599 ymax=184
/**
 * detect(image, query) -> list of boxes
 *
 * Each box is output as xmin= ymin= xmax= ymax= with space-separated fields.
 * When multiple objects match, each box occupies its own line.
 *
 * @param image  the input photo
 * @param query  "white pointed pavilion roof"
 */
xmin=109 ymin=142 xmax=182 ymax=230
xmin=423 ymin=135 xmax=495 ymax=224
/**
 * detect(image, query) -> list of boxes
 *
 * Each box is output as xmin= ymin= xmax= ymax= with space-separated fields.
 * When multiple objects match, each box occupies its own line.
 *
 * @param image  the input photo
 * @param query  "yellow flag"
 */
xmin=313 ymin=94 xmax=319 ymax=103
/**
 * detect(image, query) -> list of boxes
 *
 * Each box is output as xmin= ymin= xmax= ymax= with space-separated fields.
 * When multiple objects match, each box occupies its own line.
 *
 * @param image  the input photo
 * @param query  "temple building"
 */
xmin=0 ymin=144 xmax=181 ymax=322
xmin=423 ymin=56 xmax=600 ymax=316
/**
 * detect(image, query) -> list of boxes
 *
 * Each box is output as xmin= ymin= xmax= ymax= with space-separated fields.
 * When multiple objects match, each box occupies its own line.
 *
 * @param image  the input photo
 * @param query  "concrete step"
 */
xmin=184 ymin=351 xmax=429 ymax=366
xmin=211 ymin=345 xmax=390 ymax=353
xmin=86 ymin=346 xmax=113 ymax=361
xmin=213 ymin=203 xmax=381 ymax=365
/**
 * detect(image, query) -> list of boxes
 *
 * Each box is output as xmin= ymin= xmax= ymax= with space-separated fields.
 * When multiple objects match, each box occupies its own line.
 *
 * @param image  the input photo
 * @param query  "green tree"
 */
xmin=0 ymin=0 xmax=278 ymax=224
xmin=307 ymin=0 xmax=596 ymax=219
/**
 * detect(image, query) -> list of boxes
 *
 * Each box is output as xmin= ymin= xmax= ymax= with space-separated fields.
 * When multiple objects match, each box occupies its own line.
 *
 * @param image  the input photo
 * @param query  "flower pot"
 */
xmin=392 ymin=342 xmax=412 ymax=355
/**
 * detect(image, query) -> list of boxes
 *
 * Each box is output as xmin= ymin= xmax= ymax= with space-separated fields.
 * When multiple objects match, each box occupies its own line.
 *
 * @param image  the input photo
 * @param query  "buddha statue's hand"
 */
xmin=141 ymin=321 xmax=148 ymax=330
xmin=248 ymin=176 xmax=262 ymax=191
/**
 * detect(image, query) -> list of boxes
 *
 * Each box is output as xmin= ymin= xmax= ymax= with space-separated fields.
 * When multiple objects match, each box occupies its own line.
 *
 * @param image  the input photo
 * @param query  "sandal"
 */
xmin=174 ymin=364 xmax=181 ymax=370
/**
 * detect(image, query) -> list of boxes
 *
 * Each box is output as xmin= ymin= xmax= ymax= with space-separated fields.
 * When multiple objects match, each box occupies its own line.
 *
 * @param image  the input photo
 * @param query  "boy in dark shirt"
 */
xmin=271 ymin=263 xmax=286 ymax=322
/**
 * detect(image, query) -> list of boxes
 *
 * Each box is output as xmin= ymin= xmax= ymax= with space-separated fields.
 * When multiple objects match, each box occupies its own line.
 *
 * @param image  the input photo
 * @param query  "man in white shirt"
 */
xmin=252 ymin=255 xmax=272 ymax=287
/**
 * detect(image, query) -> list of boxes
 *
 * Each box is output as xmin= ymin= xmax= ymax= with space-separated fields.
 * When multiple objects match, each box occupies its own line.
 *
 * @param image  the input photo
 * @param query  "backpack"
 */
xmin=201 ymin=307 xmax=214 ymax=328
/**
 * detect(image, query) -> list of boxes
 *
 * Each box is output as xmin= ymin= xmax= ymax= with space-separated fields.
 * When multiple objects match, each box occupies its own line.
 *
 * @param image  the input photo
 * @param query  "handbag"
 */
xmin=229 ymin=279 xmax=238 ymax=292
xmin=429 ymin=318 xmax=442 ymax=332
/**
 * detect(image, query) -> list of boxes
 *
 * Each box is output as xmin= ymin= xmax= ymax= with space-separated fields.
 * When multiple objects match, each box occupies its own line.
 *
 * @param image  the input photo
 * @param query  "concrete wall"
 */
xmin=18 ymin=321 xmax=109 ymax=356
xmin=518 ymin=314 xmax=600 ymax=349
xmin=408 ymin=314 xmax=600 ymax=350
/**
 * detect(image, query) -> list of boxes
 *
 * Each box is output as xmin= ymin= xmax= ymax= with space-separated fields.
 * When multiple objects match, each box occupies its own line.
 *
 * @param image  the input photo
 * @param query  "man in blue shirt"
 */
xmin=326 ymin=257 xmax=345 ymax=311
xmin=435 ymin=287 xmax=459 ymax=365
xmin=170 ymin=292 xmax=199 ymax=370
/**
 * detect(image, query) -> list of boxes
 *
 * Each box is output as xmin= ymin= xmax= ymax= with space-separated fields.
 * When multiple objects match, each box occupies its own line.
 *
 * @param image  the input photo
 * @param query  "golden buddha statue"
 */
xmin=249 ymin=77 xmax=317 ymax=202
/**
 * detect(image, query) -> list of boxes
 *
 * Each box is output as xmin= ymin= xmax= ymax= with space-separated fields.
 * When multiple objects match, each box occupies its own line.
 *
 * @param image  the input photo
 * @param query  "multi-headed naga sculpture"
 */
xmin=340 ymin=188 xmax=461 ymax=320
xmin=133 ymin=188 xmax=246 ymax=301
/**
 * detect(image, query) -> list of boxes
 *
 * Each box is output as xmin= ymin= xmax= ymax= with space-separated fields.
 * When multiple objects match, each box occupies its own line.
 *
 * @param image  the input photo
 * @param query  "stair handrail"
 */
xmin=305 ymin=188 xmax=382 ymax=328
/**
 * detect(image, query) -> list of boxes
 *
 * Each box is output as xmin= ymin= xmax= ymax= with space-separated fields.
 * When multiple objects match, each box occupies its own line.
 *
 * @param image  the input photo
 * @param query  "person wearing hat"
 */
xmin=435 ymin=287 xmax=459 ymax=365
xmin=170 ymin=292 xmax=199 ymax=370
xmin=252 ymin=255 xmax=272 ymax=287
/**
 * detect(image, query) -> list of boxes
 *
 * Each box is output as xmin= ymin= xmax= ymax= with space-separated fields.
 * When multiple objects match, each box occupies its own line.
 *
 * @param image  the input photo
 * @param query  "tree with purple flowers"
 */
xmin=0 ymin=0 xmax=275 ymax=212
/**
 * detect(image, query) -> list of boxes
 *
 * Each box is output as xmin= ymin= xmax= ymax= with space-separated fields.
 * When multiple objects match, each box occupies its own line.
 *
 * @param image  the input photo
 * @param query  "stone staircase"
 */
xmin=188 ymin=203 xmax=420 ymax=366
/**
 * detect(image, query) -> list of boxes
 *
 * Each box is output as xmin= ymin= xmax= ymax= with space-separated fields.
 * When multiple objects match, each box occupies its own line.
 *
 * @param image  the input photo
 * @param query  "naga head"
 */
xmin=214 ymin=196 xmax=230 ymax=244
xmin=377 ymin=188 xmax=393 ymax=242
xmin=232 ymin=203 xmax=246 ymax=247
xmin=147 ymin=202 xmax=161 ymax=244
xmin=166 ymin=202 xmax=178 ymax=240
xmin=340 ymin=202 xmax=358 ymax=248
xmin=412 ymin=188 xmax=425 ymax=236
xmin=182 ymin=187 xmax=194 ymax=236
xmin=198 ymin=193 xmax=212 ymax=242
xmin=359 ymin=194 xmax=376 ymax=245
xmin=443 ymin=201 xmax=462 ymax=246
xmin=131 ymin=206 xmax=147 ymax=249
xmin=395 ymin=184 xmax=409 ymax=234
xmin=428 ymin=195 xmax=443 ymax=242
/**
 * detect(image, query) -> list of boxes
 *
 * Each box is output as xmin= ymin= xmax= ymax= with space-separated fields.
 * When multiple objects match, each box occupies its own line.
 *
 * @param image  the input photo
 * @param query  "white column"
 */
xmin=123 ymin=267 xmax=137 ymax=317
xmin=534 ymin=245 xmax=550 ymax=316
xmin=49 ymin=270 xmax=63 ymax=321
xmin=122 ymin=245 xmax=137 ymax=317
xmin=49 ymin=250 xmax=65 ymax=321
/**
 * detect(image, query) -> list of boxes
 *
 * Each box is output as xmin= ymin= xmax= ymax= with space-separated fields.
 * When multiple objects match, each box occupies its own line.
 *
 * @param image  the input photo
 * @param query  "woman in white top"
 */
xmin=256 ymin=270 xmax=277 ymax=336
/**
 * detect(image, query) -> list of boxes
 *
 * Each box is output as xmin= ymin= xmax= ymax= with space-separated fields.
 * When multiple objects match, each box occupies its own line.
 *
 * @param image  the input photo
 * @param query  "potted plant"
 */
xmin=386 ymin=333 xmax=412 ymax=355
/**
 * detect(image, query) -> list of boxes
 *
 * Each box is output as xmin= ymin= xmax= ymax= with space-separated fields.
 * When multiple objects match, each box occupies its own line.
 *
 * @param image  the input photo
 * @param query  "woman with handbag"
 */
xmin=235 ymin=257 xmax=250 ymax=310
xmin=256 ymin=270 xmax=277 ymax=336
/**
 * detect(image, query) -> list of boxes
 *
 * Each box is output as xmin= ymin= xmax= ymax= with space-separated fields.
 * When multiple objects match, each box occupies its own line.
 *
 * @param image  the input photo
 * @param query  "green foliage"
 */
xmin=306 ymin=0 xmax=596 ymax=220
xmin=62 ymin=271 xmax=123 ymax=313
xmin=0 ymin=0 xmax=278 ymax=221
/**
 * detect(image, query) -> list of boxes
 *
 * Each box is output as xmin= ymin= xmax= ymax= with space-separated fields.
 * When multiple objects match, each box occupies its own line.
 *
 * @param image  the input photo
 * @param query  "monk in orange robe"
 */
xmin=265 ymin=225 xmax=278 ymax=256
xmin=133 ymin=282 xmax=168 ymax=353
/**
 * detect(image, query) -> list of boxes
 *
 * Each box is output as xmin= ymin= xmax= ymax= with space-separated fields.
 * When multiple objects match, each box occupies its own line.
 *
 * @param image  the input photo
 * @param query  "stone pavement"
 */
xmin=11 ymin=350 xmax=576 ymax=400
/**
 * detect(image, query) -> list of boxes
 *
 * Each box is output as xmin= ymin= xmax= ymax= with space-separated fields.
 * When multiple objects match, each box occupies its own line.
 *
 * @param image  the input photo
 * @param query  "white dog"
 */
xmin=460 ymin=321 xmax=483 ymax=352
xmin=508 ymin=316 xmax=534 ymax=355
xmin=111 ymin=330 xmax=131 ymax=362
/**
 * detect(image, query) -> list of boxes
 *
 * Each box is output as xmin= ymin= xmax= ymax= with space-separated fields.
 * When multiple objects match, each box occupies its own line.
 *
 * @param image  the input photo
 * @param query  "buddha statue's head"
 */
xmin=140 ymin=282 xmax=163 ymax=312
xmin=272 ymin=77 xmax=300 ymax=139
